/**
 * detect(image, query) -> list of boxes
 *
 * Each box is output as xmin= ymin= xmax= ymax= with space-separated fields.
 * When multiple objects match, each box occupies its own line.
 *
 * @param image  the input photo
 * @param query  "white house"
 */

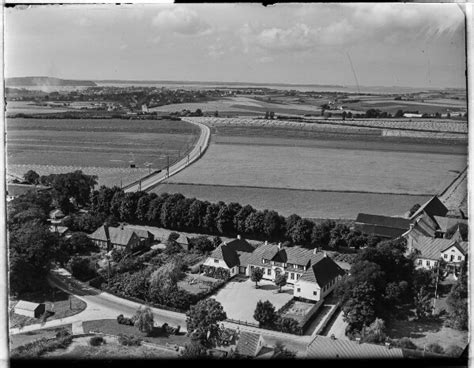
xmin=202 ymin=236 xmax=256 ymax=278
xmin=294 ymin=254 xmax=346 ymax=302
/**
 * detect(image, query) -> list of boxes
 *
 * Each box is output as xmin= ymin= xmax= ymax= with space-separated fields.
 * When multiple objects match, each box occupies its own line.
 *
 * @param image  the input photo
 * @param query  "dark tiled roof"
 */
xmin=433 ymin=216 xmax=468 ymax=233
xmin=236 ymin=332 xmax=262 ymax=357
xmin=306 ymin=336 xmax=404 ymax=359
xmin=209 ymin=237 xmax=255 ymax=268
xmin=442 ymin=241 xmax=468 ymax=256
xmin=412 ymin=236 xmax=457 ymax=260
xmin=355 ymin=213 xmax=411 ymax=229
xmin=89 ymin=225 xmax=139 ymax=246
xmin=299 ymin=256 xmax=345 ymax=287
xmin=246 ymin=243 xmax=280 ymax=266
xmin=131 ymin=229 xmax=154 ymax=239
xmin=410 ymin=196 xmax=448 ymax=221
xmin=354 ymin=224 xmax=408 ymax=239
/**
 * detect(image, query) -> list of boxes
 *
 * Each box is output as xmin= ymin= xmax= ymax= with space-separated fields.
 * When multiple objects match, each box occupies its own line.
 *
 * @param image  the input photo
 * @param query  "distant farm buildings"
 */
xmin=14 ymin=301 xmax=46 ymax=319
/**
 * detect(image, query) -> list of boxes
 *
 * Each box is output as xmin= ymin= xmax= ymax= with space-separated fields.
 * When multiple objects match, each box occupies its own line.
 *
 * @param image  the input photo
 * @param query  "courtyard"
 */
xmin=211 ymin=276 xmax=294 ymax=324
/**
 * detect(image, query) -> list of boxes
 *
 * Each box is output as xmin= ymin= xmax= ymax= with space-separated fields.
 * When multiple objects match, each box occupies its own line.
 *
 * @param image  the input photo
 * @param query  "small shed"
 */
xmin=14 ymin=301 xmax=46 ymax=319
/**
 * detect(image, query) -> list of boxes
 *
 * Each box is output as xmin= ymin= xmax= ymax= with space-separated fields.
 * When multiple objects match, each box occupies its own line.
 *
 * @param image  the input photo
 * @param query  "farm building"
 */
xmin=404 ymin=231 xmax=468 ymax=274
xmin=89 ymin=224 xmax=143 ymax=251
xmin=6 ymin=183 xmax=51 ymax=202
xmin=123 ymin=227 xmax=154 ymax=247
xmin=305 ymin=335 xmax=404 ymax=359
xmin=293 ymin=254 xmax=346 ymax=302
xmin=49 ymin=225 xmax=71 ymax=238
xmin=14 ymin=301 xmax=46 ymax=319
xmin=235 ymin=331 xmax=266 ymax=358
xmin=354 ymin=213 xmax=410 ymax=239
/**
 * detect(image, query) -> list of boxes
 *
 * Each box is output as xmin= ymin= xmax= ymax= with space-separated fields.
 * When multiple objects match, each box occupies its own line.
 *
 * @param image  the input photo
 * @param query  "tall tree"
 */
xmin=134 ymin=307 xmax=154 ymax=335
xmin=234 ymin=205 xmax=256 ymax=234
xmin=186 ymin=299 xmax=227 ymax=348
xmin=254 ymin=300 xmax=277 ymax=328
xmin=274 ymin=274 xmax=287 ymax=293
xmin=251 ymin=267 xmax=264 ymax=288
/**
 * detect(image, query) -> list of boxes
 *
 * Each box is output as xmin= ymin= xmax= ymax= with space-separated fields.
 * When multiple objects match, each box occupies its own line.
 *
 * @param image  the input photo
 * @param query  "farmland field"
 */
xmin=152 ymin=183 xmax=432 ymax=219
xmin=6 ymin=118 xmax=200 ymax=186
xmin=167 ymin=143 xmax=466 ymax=195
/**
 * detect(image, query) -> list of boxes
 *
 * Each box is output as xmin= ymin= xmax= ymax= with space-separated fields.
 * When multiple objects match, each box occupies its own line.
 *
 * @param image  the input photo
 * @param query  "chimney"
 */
xmin=330 ymin=334 xmax=336 ymax=340
xmin=277 ymin=242 xmax=282 ymax=249
xmin=355 ymin=337 xmax=361 ymax=344
xmin=265 ymin=240 xmax=268 ymax=246
xmin=324 ymin=252 xmax=327 ymax=258
xmin=409 ymin=223 xmax=414 ymax=231
xmin=313 ymin=248 xmax=317 ymax=255
xmin=237 ymin=234 xmax=241 ymax=240
xmin=120 ymin=223 xmax=124 ymax=230
xmin=385 ymin=342 xmax=391 ymax=349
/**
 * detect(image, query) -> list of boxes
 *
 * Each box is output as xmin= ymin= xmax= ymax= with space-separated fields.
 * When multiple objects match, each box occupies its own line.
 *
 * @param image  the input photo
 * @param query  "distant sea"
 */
xmin=8 ymin=81 xmax=459 ymax=95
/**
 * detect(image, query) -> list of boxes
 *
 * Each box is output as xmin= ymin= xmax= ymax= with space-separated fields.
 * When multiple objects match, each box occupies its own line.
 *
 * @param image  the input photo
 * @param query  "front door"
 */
xmin=451 ymin=255 xmax=455 ymax=262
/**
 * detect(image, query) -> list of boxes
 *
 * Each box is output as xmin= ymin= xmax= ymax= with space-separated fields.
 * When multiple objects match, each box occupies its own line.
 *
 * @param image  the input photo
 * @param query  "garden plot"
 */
xmin=281 ymin=300 xmax=315 ymax=324
xmin=177 ymin=274 xmax=220 ymax=295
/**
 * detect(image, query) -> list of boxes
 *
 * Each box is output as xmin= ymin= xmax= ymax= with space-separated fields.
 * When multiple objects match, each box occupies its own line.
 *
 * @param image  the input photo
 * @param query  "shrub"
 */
xmin=392 ymin=337 xmax=417 ymax=350
xmin=426 ymin=343 xmax=444 ymax=355
xmin=118 ymin=334 xmax=142 ymax=346
xmin=117 ymin=314 xmax=134 ymax=326
xmin=89 ymin=336 xmax=105 ymax=346
xmin=445 ymin=344 xmax=464 ymax=358
xmin=55 ymin=328 xmax=71 ymax=339
xmin=11 ymin=335 xmax=73 ymax=358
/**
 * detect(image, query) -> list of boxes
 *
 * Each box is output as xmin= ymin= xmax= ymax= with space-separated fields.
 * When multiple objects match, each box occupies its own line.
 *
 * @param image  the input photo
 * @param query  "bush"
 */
xmin=55 ymin=328 xmax=71 ymax=339
xmin=118 ymin=334 xmax=142 ymax=346
xmin=11 ymin=335 xmax=73 ymax=358
xmin=445 ymin=344 xmax=464 ymax=358
xmin=117 ymin=314 xmax=135 ymax=326
xmin=392 ymin=337 xmax=417 ymax=350
xmin=426 ymin=343 xmax=444 ymax=355
xmin=89 ymin=336 xmax=105 ymax=346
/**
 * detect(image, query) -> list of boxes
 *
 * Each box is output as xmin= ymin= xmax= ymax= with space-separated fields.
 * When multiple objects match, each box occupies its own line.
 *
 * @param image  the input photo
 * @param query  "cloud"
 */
xmin=152 ymin=6 xmax=211 ymax=36
xmin=208 ymin=45 xmax=225 ymax=59
xmin=239 ymin=4 xmax=463 ymax=53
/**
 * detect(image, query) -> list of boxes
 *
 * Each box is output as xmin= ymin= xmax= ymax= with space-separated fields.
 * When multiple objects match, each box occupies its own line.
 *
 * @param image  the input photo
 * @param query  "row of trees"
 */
xmin=90 ymin=186 xmax=375 ymax=250
xmin=23 ymin=170 xmax=98 ymax=213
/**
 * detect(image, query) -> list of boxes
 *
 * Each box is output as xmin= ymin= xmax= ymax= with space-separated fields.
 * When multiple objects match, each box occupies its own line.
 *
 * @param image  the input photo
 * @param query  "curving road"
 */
xmin=124 ymin=118 xmax=210 ymax=193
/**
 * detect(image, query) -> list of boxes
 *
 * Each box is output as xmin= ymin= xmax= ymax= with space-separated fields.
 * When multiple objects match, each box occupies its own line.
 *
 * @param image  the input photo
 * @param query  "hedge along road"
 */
xmin=124 ymin=118 xmax=211 ymax=193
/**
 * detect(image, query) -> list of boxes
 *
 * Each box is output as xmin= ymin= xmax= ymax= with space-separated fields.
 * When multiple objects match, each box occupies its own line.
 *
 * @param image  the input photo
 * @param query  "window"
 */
xmin=444 ymin=254 xmax=448 ymax=259
xmin=267 ymin=268 xmax=271 ymax=275
xmin=297 ymin=288 xmax=301 ymax=292
xmin=290 ymin=273 xmax=294 ymax=280
xmin=426 ymin=261 xmax=430 ymax=267
xmin=418 ymin=260 xmax=422 ymax=265
xmin=262 ymin=259 xmax=267 ymax=264
xmin=297 ymin=274 xmax=300 ymax=280
xmin=313 ymin=291 xmax=317 ymax=296
xmin=214 ymin=259 xmax=219 ymax=263
xmin=458 ymin=256 xmax=462 ymax=261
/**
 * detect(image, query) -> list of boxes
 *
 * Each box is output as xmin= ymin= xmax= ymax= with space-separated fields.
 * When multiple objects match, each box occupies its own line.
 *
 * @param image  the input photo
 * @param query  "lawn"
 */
xmin=9 ymin=324 xmax=72 ymax=350
xmin=153 ymin=182 xmax=432 ymax=220
xmin=211 ymin=278 xmax=293 ymax=324
xmin=6 ymin=118 xmax=199 ymax=170
xmin=83 ymin=319 xmax=190 ymax=347
xmin=43 ymin=335 xmax=179 ymax=359
xmin=9 ymin=287 xmax=86 ymax=329
xmin=386 ymin=317 xmax=468 ymax=352
xmin=168 ymin=142 xmax=466 ymax=195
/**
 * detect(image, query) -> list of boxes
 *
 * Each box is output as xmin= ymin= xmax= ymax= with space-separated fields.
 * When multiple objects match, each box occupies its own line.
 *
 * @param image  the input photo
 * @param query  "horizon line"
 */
xmin=5 ymin=75 xmax=466 ymax=91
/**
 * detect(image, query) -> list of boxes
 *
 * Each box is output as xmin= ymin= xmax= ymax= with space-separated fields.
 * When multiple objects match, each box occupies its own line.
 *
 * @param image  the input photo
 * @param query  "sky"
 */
xmin=5 ymin=3 xmax=467 ymax=89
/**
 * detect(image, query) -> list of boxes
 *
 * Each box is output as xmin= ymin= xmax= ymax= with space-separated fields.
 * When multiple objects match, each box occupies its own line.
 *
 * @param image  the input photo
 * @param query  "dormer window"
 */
xmin=214 ymin=259 xmax=219 ymax=263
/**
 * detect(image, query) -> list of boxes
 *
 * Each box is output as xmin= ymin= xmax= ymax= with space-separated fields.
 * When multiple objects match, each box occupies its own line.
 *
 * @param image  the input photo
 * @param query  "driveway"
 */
xmin=212 ymin=277 xmax=293 ymax=324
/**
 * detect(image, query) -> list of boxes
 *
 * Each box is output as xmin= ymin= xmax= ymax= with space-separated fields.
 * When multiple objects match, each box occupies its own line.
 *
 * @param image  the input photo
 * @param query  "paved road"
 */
xmin=10 ymin=268 xmax=313 ymax=354
xmin=9 ymin=268 xmax=187 ymax=336
xmin=124 ymin=119 xmax=210 ymax=192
